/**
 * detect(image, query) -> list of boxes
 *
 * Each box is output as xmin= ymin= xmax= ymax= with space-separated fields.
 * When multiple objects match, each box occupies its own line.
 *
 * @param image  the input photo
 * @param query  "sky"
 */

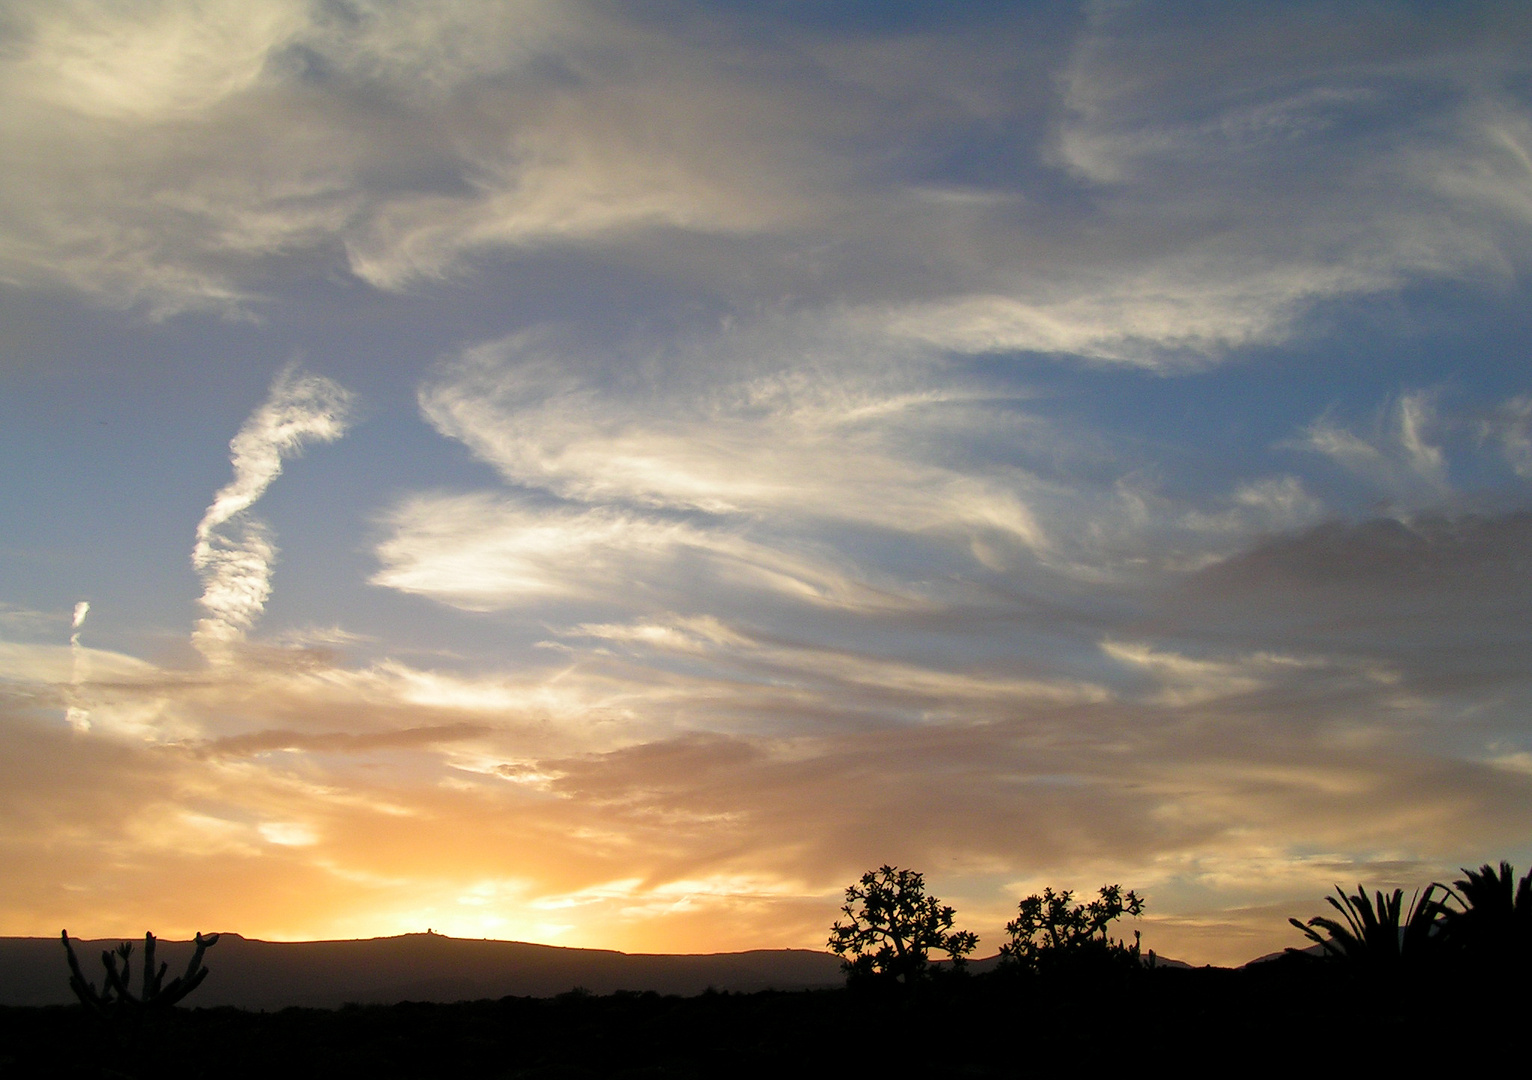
xmin=2 ymin=0 xmax=1531 ymax=968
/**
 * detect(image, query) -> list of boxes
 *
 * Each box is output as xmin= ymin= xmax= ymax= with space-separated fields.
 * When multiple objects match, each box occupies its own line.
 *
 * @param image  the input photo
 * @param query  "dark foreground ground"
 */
xmin=1 ymin=960 xmax=1522 ymax=1077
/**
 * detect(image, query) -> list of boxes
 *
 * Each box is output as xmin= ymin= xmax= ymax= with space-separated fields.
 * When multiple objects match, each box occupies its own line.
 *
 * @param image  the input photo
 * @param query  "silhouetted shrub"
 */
xmin=827 ymin=866 xmax=977 ymax=984
xmin=998 ymin=884 xmax=1145 ymax=975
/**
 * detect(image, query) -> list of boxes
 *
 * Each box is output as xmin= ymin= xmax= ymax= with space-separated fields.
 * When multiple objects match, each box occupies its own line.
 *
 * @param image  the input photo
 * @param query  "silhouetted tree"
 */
xmin=1438 ymin=861 xmax=1532 ymax=966
xmin=1286 ymin=885 xmax=1442 ymax=973
xmin=827 ymin=866 xmax=977 ymax=983
xmin=999 ymin=884 xmax=1145 ymax=973
xmin=62 ymin=930 xmax=220 ymax=1018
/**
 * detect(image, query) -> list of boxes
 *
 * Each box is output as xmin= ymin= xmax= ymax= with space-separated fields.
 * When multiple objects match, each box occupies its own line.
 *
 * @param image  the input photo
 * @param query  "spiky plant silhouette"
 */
xmin=1438 ymin=861 xmax=1532 ymax=964
xmin=1288 ymin=884 xmax=1443 ymax=973
xmin=61 ymin=930 xmax=220 ymax=1017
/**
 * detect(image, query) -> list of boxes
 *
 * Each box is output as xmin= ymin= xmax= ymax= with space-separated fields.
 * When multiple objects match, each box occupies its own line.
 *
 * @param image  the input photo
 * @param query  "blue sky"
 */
xmin=2 ymin=0 xmax=1530 ymax=964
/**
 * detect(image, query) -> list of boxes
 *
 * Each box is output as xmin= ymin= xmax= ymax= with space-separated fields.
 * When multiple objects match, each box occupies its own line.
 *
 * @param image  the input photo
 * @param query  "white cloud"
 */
xmin=0 ymin=604 xmax=59 ymax=637
xmin=301 ymin=0 xmax=572 ymax=95
xmin=574 ymin=615 xmax=1109 ymax=711
xmin=1482 ymin=394 xmax=1532 ymax=478
xmin=1233 ymin=477 xmax=1324 ymax=524
xmin=0 ymin=0 xmax=1526 ymax=350
xmin=6 ymin=0 xmax=306 ymax=121
xmin=1102 ymin=640 xmax=1329 ymax=707
xmin=342 ymin=80 xmax=806 ymax=289
xmin=192 ymin=364 xmax=353 ymax=658
xmin=372 ymin=493 xmax=913 ymax=614
xmin=1420 ymin=101 xmax=1532 ymax=236
xmin=1288 ymin=391 xmax=1452 ymax=504
xmin=972 ymin=3 xmax=1532 ymax=368
xmin=417 ymin=331 xmax=1052 ymax=559
xmin=0 ymin=0 xmax=818 ymax=313
xmin=872 ymin=266 xmax=1366 ymax=369
xmin=400 ymin=325 xmax=1391 ymax=616
xmin=0 ymin=642 xmax=158 ymax=686
xmin=258 ymin=821 xmax=318 ymax=846
xmin=1181 ymin=477 xmax=1325 ymax=538
xmin=65 ymin=599 xmax=91 ymax=732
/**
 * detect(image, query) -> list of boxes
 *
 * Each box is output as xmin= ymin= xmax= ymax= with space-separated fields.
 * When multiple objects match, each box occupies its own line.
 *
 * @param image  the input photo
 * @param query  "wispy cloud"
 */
xmin=373 ymin=493 xmax=913 ymax=615
xmin=1482 ymin=394 xmax=1532 ymax=477
xmin=202 ymin=723 xmax=491 ymax=759
xmin=65 ymin=600 xmax=90 ymax=733
xmin=2 ymin=0 xmax=1527 ymax=345
xmin=192 ymin=364 xmax=352 ymax=659
xmin=12 ymin=0 xmax=306 ymax=120
xmin=418 ymin=331 xmax=1047 ymax=546
xmin=1287 ymin=391 xmax=1454 ymax=506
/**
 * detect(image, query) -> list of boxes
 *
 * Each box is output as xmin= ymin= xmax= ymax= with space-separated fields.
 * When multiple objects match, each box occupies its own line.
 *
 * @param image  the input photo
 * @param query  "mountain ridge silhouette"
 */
xmin=4 ymin=933 xmax=845 ymax=1009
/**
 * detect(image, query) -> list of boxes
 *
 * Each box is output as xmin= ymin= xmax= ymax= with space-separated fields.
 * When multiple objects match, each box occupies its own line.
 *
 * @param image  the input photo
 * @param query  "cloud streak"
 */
xmin=64 ymin=600 xmax=90 ymax=733
xmin=192 ymin=364 xmax=352 ymax=659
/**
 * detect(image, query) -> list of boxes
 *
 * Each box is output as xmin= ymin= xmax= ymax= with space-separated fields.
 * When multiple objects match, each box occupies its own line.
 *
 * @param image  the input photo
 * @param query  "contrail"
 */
xmin=65 ymin=600 xmax=90 ymax=732
xmin=192 ymin=364 xmax=353 ymax=659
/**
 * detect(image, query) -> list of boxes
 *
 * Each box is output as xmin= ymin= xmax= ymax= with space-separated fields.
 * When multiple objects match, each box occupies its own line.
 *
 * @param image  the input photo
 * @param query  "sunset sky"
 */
xmin=3 ymin=0 xmax=1532 ymax=967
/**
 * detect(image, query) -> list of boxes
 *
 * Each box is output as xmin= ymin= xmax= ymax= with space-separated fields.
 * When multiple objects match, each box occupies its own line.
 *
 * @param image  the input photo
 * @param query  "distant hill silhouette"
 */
xmin=3 ymin=933 xmax=844 ymax=1009
xmin=1246 ymin=942 xmax=1326 ymax=965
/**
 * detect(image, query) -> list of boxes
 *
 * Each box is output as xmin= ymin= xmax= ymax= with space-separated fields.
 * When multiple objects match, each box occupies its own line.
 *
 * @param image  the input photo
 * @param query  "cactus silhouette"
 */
xmin=61 ymin=930 xmax=220 ymax=1016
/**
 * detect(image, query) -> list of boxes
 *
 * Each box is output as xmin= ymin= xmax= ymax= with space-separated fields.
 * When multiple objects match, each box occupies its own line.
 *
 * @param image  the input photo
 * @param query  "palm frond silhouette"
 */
xmin=1438 ymin=861 xmax=1532 ymax=962
xmin=1288 ymin=884 xmax=1442 ymax=971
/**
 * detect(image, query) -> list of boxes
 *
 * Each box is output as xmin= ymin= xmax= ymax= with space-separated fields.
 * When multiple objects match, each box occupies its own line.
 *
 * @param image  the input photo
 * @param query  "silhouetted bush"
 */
xmin=998 ymin=884 xmax=1145 ymax=976
xmin=827 ymin=866 xmax=977 ymax=984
